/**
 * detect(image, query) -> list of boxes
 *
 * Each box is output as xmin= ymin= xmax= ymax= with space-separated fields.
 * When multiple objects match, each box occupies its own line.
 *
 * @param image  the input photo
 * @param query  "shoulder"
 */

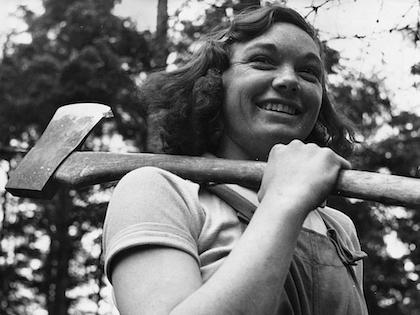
xmin=117 ymin=166 xmax=198 ymax=191
xmin=104 ymin=166 xmax=205 ymax=247
xmin=320 ymin=206 xmax=356 ymax=233
xmin=112 ymin=166 xmax=201 ymax=206
xmin=103 ymin=167 xmax=206 ymax=279
xmin=319 ymin=206 xmax=360 ymax=250
xmin=108 ymin=166 xmax=204 ymax=219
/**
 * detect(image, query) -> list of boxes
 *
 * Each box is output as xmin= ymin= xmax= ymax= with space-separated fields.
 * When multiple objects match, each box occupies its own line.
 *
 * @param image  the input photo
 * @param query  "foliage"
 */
xmin=0 ymin=0 xmax=151 ymax=149
xmin=0 ymin=0 xmax=153 ymax=314
xmin=0 ymin=0 xmax=419 ymax=314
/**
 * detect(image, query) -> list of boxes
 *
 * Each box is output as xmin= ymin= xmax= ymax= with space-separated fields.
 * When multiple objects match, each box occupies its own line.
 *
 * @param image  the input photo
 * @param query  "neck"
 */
xmin=216 ymin=134 xmax=265 ymax=161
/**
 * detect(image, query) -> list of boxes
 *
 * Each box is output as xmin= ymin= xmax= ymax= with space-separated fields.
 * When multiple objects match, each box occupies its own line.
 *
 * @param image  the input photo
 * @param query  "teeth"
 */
xmin=260 ymin=103 xmax=297 ymax=115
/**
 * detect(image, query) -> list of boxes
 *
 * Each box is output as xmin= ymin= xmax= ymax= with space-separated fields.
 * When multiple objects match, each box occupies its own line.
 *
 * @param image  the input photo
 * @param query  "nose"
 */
xmin=271 ymin=67 xmax=299 ymax=93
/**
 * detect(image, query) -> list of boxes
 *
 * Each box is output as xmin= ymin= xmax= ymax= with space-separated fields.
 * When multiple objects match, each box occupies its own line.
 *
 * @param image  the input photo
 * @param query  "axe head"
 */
xmin=6 ymin=103 xmax=113 ymax=198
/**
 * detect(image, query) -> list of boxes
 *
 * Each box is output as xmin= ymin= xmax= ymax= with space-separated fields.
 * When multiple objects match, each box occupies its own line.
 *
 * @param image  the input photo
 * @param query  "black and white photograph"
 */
xmin=0 ymin=0 xmax=419 ymax=314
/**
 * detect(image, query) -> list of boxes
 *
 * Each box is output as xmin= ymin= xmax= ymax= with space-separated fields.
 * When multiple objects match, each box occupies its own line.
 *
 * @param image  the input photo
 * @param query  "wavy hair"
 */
xmin=142 ymin=4 xmax=354 ymax=157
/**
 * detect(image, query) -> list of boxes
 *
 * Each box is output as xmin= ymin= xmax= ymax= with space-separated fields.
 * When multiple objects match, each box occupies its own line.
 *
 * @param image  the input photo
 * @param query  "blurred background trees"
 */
xmin=0 ymin=0 xmax=419 ymax=314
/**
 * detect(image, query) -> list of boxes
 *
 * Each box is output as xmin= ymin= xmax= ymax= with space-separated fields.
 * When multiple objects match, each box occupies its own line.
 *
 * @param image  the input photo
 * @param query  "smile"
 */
xmin=257 ymin=102 xmax=299 ymax=115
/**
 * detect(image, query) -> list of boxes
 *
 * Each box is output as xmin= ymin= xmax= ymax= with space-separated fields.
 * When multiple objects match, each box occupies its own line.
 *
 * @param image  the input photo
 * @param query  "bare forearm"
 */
xmin=170 ymin=196 xmax=308 ymax=315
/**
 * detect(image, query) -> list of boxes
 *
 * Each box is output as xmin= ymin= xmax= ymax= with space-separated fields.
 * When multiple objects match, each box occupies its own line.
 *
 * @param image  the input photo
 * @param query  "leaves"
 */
xmin=0 ymin=0 xmax=150 ymax=314
xmin=1 ymin=0 xmax=419 ymax=314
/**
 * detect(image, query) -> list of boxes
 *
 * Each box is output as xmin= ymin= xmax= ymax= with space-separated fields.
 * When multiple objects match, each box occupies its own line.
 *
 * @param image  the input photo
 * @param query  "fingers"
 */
xmin=258 ymin=140 xmax=352 ymax=211
xmin=270 ymin=140 xmax=351 ymax=169
xmin=336 ymin=153 xmax=352 ymax=170
xmin=289 ymin=139 xmax=351 ymax=169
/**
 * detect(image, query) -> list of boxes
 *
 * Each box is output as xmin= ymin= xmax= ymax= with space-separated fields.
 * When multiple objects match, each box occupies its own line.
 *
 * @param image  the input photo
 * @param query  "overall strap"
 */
xmin=319 ymin=213 xmax=368 ymax=312
xmin=204 ymin=184 xmax=256 ymax=224
xmin=206 ymin=183 xmax=368 ymax=314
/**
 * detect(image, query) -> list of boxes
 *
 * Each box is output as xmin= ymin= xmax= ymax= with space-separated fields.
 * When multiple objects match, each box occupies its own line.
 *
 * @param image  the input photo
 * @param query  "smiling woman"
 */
xmin=102 ymin=4 xmax=368 ymax=315
xmin=220 ymin=23 xmax=323 ymax=160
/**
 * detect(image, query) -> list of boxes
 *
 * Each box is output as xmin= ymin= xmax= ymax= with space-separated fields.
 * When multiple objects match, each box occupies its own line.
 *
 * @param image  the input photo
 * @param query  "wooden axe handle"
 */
xmin=54 ymin=152 xmax=420 ymax=208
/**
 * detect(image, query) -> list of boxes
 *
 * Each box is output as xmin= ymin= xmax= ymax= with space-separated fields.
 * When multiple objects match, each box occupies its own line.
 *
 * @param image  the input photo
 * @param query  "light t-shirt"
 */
xmin=102 ymin=166 xmax=368 ymax=314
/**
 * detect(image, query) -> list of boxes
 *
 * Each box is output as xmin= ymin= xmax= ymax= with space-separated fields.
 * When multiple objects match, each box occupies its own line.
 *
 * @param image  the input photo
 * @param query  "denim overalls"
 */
xmin=277 ymin=213 xmax=368 ymax=315
xmin=207 ymin=184 xmax=369 ymax=315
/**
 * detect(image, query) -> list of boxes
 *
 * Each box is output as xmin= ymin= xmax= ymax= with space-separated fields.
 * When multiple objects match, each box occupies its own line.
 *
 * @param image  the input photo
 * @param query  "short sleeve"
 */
xmin=102 ymin=167 xmax=205 ymax=283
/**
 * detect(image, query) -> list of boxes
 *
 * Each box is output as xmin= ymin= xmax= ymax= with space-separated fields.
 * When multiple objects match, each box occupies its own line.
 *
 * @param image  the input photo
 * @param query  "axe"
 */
xmin=5 ymin=103 xmax=420 ymax=208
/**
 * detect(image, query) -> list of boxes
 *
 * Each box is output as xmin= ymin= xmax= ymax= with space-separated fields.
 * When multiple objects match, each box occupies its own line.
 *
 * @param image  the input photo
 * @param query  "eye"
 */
xmin=299 ymin=65 xmax=322 ymax=82
xmin=248 ymin=55 xmax=276 ymax=70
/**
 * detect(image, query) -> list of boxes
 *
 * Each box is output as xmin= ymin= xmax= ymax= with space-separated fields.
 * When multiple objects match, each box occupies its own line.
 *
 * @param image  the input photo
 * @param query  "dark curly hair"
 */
xmin=141 ymin=4 xmax=354 ymax=157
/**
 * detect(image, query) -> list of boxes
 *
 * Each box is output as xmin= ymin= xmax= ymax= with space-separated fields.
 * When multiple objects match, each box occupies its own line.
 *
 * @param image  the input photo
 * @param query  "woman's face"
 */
xmin=219 ymin=22 xmax=323 ymax=161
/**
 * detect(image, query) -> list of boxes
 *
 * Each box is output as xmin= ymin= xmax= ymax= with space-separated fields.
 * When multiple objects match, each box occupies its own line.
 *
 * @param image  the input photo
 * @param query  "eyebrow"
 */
xmin=301 ymin=52 xmax=322 ymax=65
xmin=244 ymin=42 xmax=322 ymax=64
xmin=244 ymin=42 xmax=278 ymax=54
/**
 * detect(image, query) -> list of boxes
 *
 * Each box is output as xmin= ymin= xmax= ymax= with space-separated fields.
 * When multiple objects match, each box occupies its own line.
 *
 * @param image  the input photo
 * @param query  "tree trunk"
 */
xmin=154 ymin=0 xmax=169 ymax=69
xmin=146 ymin=0 xmax=169 ymax=152
xmin=46 ymin=189 xmax=72 ymax=315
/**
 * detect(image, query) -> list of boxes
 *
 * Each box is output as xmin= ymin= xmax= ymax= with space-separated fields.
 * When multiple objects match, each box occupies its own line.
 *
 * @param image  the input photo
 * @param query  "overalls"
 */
xmin=277 ymin=219 xmax=368 ymax=314
xmin=207 ymin=184 xmax=369 ymax=315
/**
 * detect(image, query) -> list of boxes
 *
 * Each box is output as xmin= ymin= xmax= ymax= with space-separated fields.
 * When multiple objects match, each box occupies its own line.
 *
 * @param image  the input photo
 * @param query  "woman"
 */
xmin=103 ymin=4 xmax=368 ymax=315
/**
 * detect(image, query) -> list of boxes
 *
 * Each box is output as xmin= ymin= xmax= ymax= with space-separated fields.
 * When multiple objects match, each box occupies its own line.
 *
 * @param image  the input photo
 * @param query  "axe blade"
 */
xmin=6 ymin=103 xmax=113 ymax=198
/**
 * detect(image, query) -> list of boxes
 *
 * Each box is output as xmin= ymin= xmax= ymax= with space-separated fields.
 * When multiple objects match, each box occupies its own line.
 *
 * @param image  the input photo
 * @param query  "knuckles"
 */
xmin=260 ymin=141 xmax=347 ymax=205
xmin=267 ymin=141 xmax=346 ymax=170
xmin=269 ymin=141 xmax=333 ymax=159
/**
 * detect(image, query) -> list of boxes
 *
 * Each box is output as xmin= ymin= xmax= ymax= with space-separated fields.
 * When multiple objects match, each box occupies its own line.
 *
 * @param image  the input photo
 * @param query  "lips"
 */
xmin=256 ymin=101 xmax=300 ymax=115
